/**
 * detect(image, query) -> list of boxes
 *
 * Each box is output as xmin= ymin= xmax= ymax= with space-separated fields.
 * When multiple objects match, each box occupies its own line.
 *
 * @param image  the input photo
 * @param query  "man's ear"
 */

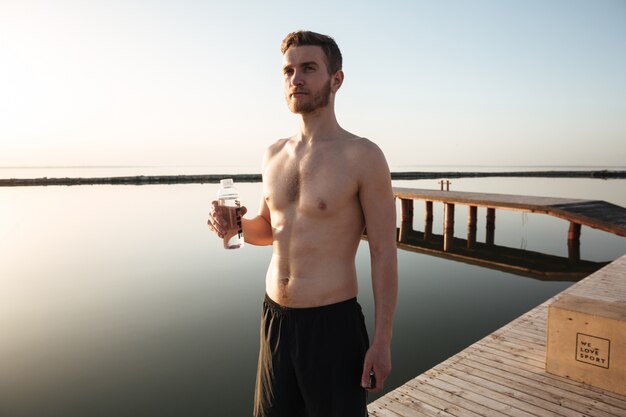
xmin=331 ymin=70 xmax=344 ymax=92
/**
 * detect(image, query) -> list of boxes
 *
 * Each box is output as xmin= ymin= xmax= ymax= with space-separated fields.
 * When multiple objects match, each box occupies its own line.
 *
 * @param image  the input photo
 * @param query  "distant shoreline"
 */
xmin=1 ymin=170 xmax=625 ymax=187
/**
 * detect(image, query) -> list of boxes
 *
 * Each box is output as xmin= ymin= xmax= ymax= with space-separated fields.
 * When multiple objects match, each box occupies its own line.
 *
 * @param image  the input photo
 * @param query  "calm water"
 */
xmin=1 ymin=173 xmax=625 ymax=416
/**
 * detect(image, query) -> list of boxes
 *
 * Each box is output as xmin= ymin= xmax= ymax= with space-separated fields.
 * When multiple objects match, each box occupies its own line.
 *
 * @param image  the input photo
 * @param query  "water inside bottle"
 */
xmin=219 ymin=198 xmax=244 ymax=249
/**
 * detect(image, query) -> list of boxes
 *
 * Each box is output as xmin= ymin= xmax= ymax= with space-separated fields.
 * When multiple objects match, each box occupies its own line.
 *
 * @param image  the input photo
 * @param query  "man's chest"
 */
xmin=263 ymin=152 xmax=359 ymax=216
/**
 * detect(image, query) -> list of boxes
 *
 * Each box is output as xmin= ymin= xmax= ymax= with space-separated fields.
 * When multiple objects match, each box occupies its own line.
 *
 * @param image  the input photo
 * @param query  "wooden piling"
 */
xmin=486 ymin=207 xmax=496 ymax=246
xmin=468 ymin=205 xmax=477 ymax=249
xmin=399 ymin=198 xmax=414 ymax=243
xmin=444 ymin=203 xmax=455 ymax=251
xmin=424 ymin=201 xmax=433 ymax=241
xmin=568 ymin=222 xmax=582 ymax=263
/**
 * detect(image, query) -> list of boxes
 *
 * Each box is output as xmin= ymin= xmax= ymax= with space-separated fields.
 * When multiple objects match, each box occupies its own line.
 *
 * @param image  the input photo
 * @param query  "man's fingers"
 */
xmin=207 ymin=218 xmax=223 ymax=237
xmin=361 ymin=361 xmax=373 ymax=389
xmin=362 ymin=369 xmax=381 ymax=391
xmin=361 ymin=346 xmax=392 ymax=392
xmin=208 ymin=202 xmax=247 ymax=238
xmin=208 ymin=202 xmax=226 ymax=237
xmin=369 ymin=371 xmax=384 ymax=392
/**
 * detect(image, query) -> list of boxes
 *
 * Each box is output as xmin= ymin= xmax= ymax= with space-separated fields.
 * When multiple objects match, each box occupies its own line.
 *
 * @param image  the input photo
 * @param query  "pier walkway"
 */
xmin=394 ymin=188 xmax=626 ymax=238
xmin=393 ymin=188 xmax=626 ymax=265
xmin=368 ymin=253 xmax=626 ymax=416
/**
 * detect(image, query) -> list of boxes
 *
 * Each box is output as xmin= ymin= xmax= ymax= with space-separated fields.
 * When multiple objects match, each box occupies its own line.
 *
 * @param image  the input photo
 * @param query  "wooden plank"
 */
xmin=502 ymin=328 xmax=546 ymax=345
xmin=383 ymin=390 xmax=458 ymax=417
xmin=478 ymin=340 xmax=546 ymax=366
xmin=411 ymin=373 xmax=537 ymax=417
xmin=424 ymin=371 xmax=541 ymax=417
xmin=369 ymin=400 xmax=406 ymax=417
xmin=397 ymin=381 xmax=486 ymax=417
xmin=393 ymin=188 xmax=588 ymax=209
xmin=404 ymin=378 xmax=507 ymax=417
xmin=552 ymin=201 xmax=626 ymax=228
xmin=496 ymin=328 xmax=546 ymax=346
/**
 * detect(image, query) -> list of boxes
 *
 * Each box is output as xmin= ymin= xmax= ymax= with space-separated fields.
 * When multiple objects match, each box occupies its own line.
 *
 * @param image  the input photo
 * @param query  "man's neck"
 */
xmin=297 ymin=106 xmax=343 ymax=143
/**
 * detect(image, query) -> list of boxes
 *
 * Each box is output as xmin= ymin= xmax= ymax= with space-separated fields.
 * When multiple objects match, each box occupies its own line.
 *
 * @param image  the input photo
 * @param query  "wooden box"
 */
xmin=546 ymin=294 xmax=626 ymax=396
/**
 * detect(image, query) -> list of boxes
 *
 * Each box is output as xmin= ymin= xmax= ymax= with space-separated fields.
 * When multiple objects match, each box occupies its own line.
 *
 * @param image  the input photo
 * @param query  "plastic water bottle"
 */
xmin=216 ymin=178 xmax=244 ymax=249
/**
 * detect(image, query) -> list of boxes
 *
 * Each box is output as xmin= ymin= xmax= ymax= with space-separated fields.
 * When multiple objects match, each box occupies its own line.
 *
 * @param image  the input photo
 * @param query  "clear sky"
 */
xmin=1 ymin=0 xmax=625 ymax=171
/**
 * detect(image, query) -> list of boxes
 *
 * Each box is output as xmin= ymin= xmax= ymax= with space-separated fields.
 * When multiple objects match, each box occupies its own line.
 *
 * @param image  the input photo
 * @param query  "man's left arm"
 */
xmin=357 ymin=141 xmax=398 ymax=392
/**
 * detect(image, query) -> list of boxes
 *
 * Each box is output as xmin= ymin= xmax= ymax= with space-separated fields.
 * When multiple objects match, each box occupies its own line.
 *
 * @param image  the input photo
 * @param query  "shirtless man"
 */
xmin=208 ymin=31 xmax=398 ymax=417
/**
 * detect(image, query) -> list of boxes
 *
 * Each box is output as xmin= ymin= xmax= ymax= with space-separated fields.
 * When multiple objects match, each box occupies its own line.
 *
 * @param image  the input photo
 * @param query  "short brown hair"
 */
xmin=280 ymin=31 xmax=343 ymax=74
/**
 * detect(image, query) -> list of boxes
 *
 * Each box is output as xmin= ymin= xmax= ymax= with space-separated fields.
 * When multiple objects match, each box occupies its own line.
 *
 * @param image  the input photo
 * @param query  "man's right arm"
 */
xmin=241 ymin=194 xmax=273 ymax=246
xmin=209 ymin=145 xmax=275 ymax=246
xmin=242 ymin=146 xmax=275 ymax=246
xmin=208 ymin=146 xmax=276 ymax=246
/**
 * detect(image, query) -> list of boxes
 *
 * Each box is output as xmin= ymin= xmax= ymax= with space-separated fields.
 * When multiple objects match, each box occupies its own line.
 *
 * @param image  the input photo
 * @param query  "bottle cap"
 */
xmin=220 ymin=178 xmax=233 ymax=187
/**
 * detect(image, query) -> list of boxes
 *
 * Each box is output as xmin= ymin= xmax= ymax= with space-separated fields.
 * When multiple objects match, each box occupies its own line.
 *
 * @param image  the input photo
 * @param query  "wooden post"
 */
xmin=486 ymin=208 xmax=496 ymax=246
xmin=444 ymin=203 xmax=455 ymax=251
xmin=399 ymin=198 xmax=414 ymax=243
xmin=467 ymin=206 xmax=477 ymax=249
xmin=568 ymin=222 xmax=581 ymax=263
xmin=424 ymin=201 xmax=433 ymax=241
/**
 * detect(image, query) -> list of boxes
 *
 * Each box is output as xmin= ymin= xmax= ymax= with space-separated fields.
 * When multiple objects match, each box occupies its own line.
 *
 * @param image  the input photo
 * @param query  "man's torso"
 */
xmin=263 ymin=134 xmax=367 ymax=307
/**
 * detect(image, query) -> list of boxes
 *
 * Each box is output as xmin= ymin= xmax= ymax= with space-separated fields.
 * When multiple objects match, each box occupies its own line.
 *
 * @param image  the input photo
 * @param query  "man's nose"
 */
xmin=291 ymin=71 xmax=304 ymax=86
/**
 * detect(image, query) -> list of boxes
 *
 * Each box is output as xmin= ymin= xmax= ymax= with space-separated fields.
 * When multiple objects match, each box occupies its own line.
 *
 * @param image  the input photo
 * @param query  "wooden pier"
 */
xmin=367 ymin=189 xmax=626 ymax=416
xmin=394 ymin=188 xmax=626 ymax=263
xmin=368 ymin=253 xmax=626 ymax=417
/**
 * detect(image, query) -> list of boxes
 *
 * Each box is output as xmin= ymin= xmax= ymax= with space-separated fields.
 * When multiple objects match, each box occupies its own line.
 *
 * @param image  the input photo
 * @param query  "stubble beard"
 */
xmin=287 ymin=79 xmax=332 ymax=114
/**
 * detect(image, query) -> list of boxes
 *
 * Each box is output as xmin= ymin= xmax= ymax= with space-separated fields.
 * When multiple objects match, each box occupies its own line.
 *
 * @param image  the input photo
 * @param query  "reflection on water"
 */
xmin=1 ymin=178 xmax=625 ymax=416
xmin=395 ymin=229 xmax=608 ymax=281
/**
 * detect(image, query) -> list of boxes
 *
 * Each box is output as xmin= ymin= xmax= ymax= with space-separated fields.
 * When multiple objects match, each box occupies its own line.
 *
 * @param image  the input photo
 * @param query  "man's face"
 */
xmin=282 ymin=45 xmax=334 ymax=114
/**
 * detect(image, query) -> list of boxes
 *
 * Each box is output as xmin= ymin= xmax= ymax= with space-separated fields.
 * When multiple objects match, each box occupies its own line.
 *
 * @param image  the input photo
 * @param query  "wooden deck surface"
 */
xmin=368 ymin=254 xmax=626 ymax=417
xmin=393 ymin=188 xmax=626 ymax=237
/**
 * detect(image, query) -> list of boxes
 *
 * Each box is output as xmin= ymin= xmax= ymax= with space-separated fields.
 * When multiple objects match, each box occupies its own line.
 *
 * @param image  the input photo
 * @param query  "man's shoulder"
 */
xmin=351 ymin=136 xmax=379 ymax=150
xmin=264 ymin=137 xmax=291 ymax=159
xmin=345 ymin=136 xmax=387 ymax=162
xmin=343 ymin=136 xmax=390 ymax=185
xmin=269 ymin=137 xmax=290 ymax=150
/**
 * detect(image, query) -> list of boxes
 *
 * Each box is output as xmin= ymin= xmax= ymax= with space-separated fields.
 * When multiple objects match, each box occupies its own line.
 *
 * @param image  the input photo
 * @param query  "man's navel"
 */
xmin=317 ymin=199 xmax=327 ymax=210
xmin=278 ymin=277 xmax=290 ymax=301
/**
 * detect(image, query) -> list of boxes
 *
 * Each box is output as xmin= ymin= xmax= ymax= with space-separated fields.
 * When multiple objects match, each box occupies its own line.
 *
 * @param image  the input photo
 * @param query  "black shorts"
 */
xmin=253 ymin=294 xmax=370 ymax=417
